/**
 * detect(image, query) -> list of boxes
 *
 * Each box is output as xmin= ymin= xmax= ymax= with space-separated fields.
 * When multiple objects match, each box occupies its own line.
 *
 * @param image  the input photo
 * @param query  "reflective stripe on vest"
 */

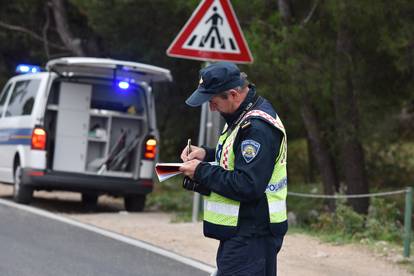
xmin=205 ymin=200 xmax=239 ymax=216
xmin=203 ymin=109 xmax=288 ymax=228
xmin=204 ymin=189 xmax=239 ymax=227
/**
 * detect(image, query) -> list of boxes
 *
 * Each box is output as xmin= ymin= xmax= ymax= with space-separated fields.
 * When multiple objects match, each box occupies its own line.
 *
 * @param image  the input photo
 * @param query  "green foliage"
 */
xmin=287 ymin=183 xmax=325 ymax=225
xmin=364 ymin=198 xmax=403 ymax=242
xmin=146 ymin=177 xmax=192 ymax=213
xmin=306 ymin=197 xmax=405 ymax=244
xmin=147 ymin=176 xmax=201 ymax=222
xmin=1 ymin=0 xmax=414 ymax=215
xmin=288 ymin=180 xmax=406 ymax=244
xmin=365 ymin=142 xmax=414 ymax=187
xmin=312 ymin=201 xmax=365 ymax=237
xmin=0 ymin=0 xmax=48 ymax=75
xmin=287 ymin=139 xmax=311 ymax=184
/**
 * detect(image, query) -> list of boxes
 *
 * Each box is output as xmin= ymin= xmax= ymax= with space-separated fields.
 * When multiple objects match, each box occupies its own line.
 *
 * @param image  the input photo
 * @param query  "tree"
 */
xmin=240 ymin=0 xmax=414 ymax=213
xmin=50 ymin=0 xmax=85 ymax=56
xmin=1 ymin=0 xmax=413 ymax=204
xmin=332 ymin=1 xmax=369 ymax=213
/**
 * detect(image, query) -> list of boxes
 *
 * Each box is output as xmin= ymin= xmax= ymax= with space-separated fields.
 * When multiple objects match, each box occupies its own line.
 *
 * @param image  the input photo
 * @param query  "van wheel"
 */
xmin=13 ymin=165 xmax=33 ymax=204
xmin=124 ymin=195 xmax=146 ymax=212
xmin=81 ymin=193 xmax=98 ymax=206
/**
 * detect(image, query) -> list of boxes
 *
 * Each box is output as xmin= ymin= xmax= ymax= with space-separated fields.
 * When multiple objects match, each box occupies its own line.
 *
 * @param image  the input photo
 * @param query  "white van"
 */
xmin=0 ymin=57 xmax=171 ymax=211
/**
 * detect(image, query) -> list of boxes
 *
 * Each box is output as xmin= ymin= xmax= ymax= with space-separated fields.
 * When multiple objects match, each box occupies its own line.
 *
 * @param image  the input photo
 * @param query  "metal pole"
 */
xmin=192 ymin=102 xmax=208 ymax=222
xmin=403 ymin=186 xmax=412 ymax=258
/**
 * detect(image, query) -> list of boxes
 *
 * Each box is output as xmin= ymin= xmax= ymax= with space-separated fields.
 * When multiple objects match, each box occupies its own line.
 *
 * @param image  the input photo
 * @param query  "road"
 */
xmin=0 ymin=202 xmax=209 ymax=276
xmin=0 ymin=185 xmax=411 ymax=276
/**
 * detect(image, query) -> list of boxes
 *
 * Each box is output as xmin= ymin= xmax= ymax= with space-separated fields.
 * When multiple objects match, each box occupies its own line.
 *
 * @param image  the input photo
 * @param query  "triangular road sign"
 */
xmin=167 ymin=0 xmax=253 ymax=64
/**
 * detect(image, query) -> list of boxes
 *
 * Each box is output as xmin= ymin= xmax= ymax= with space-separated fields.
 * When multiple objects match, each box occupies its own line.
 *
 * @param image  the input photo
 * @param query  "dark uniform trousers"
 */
xmin=216 ymin=235 xmax=284 ymax=276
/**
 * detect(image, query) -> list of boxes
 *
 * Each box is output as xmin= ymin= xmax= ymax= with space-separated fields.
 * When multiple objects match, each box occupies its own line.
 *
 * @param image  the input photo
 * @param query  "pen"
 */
xmin=187 ymin=138 xmax=192 ymax=157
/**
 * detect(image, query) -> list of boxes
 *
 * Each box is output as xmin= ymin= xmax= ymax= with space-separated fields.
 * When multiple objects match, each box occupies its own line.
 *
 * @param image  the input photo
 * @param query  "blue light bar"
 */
xmin=118 ymin=81 xmax=130 ymax=90
xmin=16 ymin=64 xmax=41 ymax=74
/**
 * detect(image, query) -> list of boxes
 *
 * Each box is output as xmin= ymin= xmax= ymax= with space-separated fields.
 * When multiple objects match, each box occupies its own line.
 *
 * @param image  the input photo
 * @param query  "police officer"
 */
xmin=179 ymin=62 xmax=288 ymax=276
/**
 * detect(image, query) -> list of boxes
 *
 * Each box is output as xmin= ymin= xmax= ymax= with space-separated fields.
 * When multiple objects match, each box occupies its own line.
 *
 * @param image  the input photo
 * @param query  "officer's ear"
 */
xmin=228 ymin=89 xmax=239 ymax=100
xmin=229 ymin=89 xmax=244 ymax=104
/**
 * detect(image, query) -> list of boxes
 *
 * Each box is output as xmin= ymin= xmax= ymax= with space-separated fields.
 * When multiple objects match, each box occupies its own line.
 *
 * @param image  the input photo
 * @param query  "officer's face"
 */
xmin=209 ymin=90 xmax=237 ymax=114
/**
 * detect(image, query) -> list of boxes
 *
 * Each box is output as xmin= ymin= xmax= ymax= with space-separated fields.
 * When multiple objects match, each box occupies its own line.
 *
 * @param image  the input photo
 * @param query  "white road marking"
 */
xmin=0 ymin=198 xmax=215 ymax=274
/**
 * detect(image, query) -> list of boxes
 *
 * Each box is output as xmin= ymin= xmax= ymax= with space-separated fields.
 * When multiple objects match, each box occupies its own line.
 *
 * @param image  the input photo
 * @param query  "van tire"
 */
xmin=13 ymin=165 xmax=33 ymax=204
xmin=124 ymin=195 xmax=146 ymax=212
xmin=81 ymin=193 xmax=98 ymax=206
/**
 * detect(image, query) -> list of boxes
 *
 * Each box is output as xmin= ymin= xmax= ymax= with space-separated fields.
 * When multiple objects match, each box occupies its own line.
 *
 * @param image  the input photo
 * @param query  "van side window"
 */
xmin=0 ymin=83 xmax=12 ymax=117
xmin=5 ymin=79 xmax=40 ymax=117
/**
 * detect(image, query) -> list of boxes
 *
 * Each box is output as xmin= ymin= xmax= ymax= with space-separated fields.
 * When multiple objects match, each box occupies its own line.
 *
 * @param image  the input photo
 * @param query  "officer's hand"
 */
xmin=180 ymin=145 xmax=206 ymax=162
xmin=179 ymin=159 xmax=201 ymax=179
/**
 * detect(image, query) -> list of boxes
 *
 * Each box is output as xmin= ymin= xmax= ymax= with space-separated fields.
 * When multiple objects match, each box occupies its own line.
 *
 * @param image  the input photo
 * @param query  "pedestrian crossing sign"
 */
xmin=166 ymin=0 xmax=253 ymax=64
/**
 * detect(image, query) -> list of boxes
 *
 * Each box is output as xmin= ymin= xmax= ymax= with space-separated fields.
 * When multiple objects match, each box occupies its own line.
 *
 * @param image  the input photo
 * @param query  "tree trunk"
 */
xmin=50 ymin=0 xmax=85 ymax=56
xmin=301 ymin=95 xmax=338 ymax=211
xmin=278 ymin=0 xmax=339 ymax=207
xmin=333 ymin=11 xmax=369 ymax=214
xmin=306 ymin=138 xmax=316 ymax=183
xmin=278 ymin=0 xmax=292 ymax=24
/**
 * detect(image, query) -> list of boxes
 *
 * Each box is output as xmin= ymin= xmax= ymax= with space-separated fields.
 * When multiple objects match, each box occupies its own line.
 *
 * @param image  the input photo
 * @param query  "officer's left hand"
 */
xmin=179 ymin=159 xmax=201 ymax=179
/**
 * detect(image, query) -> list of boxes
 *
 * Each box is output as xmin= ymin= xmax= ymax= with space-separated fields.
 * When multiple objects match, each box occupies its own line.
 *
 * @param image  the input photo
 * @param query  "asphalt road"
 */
xmin=0 ymin=203 xmax=209 ymax=276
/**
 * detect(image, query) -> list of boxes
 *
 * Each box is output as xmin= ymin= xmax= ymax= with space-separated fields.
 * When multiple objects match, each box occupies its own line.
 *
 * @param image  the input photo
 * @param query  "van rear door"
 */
xmin=45 ymin=58 xmax=171 ymax=178
xmin=46 ymin=57 xmax=172 ymax=84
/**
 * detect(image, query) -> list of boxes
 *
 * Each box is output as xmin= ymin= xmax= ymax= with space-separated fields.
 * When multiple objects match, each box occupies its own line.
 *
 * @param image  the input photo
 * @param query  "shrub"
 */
xmin=311 ymin=201 xmax=365 ymax=238
xmin=287 ymin=139 xmax=311 ymax=184
xmin=147 ymin=177 xmax=193 ymax=212
xmin=364 ymin=198 xmax=403 ymax=242
xmin=308 ymin=197 xmax=404 ymax=243
xmin=365 ymin=142 xmax=414 ymax=187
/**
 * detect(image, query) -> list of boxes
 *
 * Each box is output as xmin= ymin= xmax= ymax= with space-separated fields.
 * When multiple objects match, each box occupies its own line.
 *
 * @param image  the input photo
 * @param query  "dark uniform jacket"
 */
xmin=194 ymin=86 xmax=288 ymax=239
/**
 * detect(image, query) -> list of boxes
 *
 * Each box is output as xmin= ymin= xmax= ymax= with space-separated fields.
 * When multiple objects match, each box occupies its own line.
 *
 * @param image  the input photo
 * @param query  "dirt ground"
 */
xmin=0 ymin=184 xmax=412 ymax=276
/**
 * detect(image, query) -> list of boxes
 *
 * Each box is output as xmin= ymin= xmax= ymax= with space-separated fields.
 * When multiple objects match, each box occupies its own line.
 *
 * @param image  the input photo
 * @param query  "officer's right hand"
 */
xmin=180 ymin=145 xmax=206 ymax=162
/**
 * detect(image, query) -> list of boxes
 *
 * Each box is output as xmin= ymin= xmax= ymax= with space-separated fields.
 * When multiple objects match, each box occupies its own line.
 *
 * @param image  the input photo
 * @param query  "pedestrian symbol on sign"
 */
xmin=200 ymin=7 xmax=224 ymax=49
xmin=184 ymin=3 xmax=238 ymax=53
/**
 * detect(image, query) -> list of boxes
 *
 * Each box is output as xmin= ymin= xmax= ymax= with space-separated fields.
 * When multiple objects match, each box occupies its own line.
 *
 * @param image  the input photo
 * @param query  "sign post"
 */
xmin=191 ymin=101 xmax=208 ymax=222
xmin=167 ymin=0 xmax=253 ymax=222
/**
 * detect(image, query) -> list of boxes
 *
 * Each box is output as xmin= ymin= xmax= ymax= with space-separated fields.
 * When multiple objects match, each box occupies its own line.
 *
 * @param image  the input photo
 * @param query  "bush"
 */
xmin=287 ymin=139 xmax=311 ymax=184
xmin=365 ymin=142 xmax=414 ymax=187
xmin=311 ymin=201 xmax=365 ymax=239
xmin=308 ymin=197 xmax=404 ymax=243
xmin=334 ymin=203 xmax=366 ymax=237
xmin=364 ymin=198 xmax=403 ymax=242
xmin=147 ymin=177 xmax=193 ymax=213
xmin=287 ymin=183 xmax=325 ymax=225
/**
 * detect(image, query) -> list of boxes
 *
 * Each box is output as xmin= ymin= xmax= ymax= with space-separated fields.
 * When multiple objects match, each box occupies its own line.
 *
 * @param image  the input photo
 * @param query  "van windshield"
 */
xmin=91 ymin=83 xmax=145 ymax=115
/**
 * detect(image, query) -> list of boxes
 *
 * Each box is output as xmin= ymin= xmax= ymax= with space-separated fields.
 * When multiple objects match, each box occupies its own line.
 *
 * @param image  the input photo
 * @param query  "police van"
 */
xmin=0 ymin=57 xmax=171 ymax=211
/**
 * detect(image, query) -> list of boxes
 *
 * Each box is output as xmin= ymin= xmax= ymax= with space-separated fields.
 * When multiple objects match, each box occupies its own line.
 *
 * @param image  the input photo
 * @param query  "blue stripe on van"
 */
xmin=0 ymin=128 xmax=32 ymax=145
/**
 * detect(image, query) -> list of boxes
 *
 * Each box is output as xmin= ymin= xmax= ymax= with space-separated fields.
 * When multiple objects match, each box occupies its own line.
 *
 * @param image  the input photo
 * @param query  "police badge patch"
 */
xmin=241 ymin=140 xmax=261 ymax=163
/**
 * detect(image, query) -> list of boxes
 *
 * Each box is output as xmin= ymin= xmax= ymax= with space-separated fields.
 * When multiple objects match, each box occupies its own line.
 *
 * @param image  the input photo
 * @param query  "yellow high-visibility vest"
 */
xmin=203 ymin=109 xmax=288 ymax=232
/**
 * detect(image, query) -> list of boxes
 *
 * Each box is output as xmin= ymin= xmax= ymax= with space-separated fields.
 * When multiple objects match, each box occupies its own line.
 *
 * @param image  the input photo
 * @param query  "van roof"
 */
xmin=46 ymin=57 xmax=172 ymax=83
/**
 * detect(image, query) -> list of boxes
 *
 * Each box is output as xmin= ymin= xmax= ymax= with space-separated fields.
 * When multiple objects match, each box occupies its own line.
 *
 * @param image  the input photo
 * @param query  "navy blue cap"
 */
xmin=185 ymin=62 xmax=243 ymax=107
